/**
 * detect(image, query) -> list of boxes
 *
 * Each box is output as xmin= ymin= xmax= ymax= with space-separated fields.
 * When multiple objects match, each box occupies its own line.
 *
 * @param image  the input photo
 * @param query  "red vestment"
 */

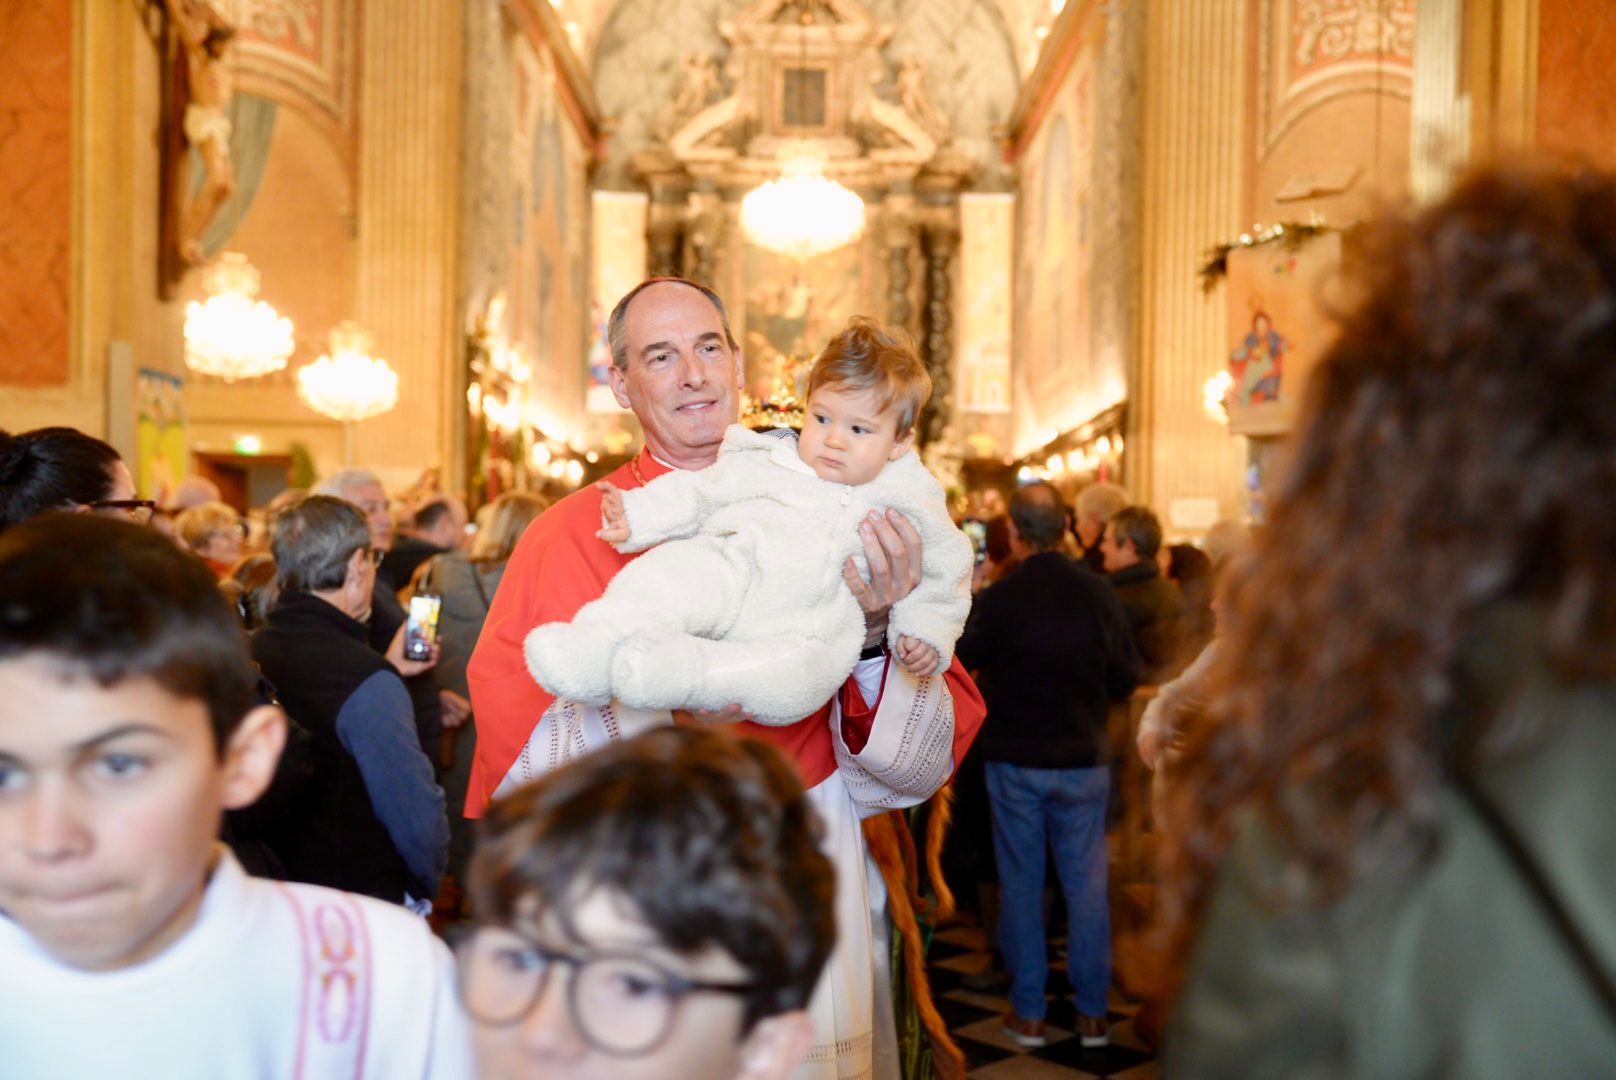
xmin=465 ymin=447 xmax=984 ymax=814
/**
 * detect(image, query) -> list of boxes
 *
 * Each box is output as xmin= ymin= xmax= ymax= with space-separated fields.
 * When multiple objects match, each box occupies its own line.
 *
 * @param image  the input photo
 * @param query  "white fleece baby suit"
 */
xmin=525 ymin=424 xmax=974 ymax=725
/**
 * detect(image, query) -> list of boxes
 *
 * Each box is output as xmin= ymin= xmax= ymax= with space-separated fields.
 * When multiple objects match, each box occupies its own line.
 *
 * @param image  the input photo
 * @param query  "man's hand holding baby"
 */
xmin=597 ymin=481 xmax=631 ymax=544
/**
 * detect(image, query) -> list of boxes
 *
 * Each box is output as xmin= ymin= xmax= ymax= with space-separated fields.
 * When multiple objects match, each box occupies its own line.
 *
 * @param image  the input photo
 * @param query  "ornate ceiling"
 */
xmin=585 ymin=0 xmax=1026 ymax=188
xmin=550 ymin=0 xmax=1053 ymax=79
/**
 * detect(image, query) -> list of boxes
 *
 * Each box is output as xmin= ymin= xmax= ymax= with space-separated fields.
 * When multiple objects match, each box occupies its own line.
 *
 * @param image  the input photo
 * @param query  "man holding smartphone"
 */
xmin=254 ymin=495 xmax=450 ymax=909
xmin=316 ymin=469 xmax=448 ymax=763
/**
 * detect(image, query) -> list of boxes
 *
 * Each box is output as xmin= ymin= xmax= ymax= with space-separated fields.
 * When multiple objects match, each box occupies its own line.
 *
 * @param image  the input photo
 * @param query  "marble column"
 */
xmin=883 ymin=195 xmax=916 ymax=335
xmin=647 ymin=195 xmax=685 ymax=278
xmin=352 ymin=1 xmax=464 ymax=477
xmin=1131 ymin=0 xmax=1248 ymax=523
xmin=683 ymin=191 xmax=724 ymax=287
xmin=919 ymin=220 xmax=957 ymax=448
xmin=648 ymin=228 xmax=681 ymax=277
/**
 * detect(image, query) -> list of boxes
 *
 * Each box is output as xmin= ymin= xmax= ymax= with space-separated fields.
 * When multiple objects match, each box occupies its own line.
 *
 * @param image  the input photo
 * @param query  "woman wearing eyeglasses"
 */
xmin=176 ymin=499 xmax=247 ymax=577
xmin=0 ymin=426 xmax=154 ymax=531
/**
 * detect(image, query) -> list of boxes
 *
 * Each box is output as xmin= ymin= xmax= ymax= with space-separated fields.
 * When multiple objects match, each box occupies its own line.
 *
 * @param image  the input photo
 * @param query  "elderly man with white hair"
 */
xmin=1073 ymin=481 xmax=1129 ymax=574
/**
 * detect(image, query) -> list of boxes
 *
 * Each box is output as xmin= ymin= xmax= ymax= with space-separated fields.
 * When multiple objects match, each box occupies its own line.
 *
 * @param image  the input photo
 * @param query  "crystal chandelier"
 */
xmin=741 ymin=154 xmax=866 ymax=259
xmin=182 ymin=252 xmax=295 ymax=381
xmin=296 ymin=322 xmax=399 ymax=422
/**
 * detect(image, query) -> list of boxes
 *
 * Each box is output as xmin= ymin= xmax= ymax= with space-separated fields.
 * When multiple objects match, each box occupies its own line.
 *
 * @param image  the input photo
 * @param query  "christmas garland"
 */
xmin=1198 ymin=220 xmax=1335 ymax=293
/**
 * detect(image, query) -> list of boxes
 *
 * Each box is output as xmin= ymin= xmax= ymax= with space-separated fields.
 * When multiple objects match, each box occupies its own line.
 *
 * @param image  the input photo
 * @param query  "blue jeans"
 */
xmin=986 ymin=761 xmax=1110 ymax=1020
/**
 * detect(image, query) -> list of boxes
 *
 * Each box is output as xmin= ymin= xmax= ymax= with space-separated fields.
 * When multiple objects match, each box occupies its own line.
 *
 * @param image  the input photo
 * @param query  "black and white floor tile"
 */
xmin=927 ymin=925 xmax=1159 ymax=1080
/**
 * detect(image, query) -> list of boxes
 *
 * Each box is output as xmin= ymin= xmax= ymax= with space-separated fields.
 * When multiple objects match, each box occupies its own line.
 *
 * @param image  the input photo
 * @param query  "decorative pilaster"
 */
xmin=919 ymin=220 xmax=957 ymax=448
xmin=352 ymin=1 xmax=463 ymax=476
xmin=1411 ymin=0 xmax=1468 ymax=203
xmin=1132 ymin=0 xmax=1247 ymax=522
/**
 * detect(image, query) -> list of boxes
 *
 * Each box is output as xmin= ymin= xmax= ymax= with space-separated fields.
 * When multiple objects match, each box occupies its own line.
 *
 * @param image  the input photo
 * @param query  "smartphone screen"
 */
xmin=404 ymin=594 xmax=442 ymax=661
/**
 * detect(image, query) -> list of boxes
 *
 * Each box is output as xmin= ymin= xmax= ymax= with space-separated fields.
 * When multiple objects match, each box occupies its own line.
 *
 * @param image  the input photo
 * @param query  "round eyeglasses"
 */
xmin=456 ymin=926 xmax=757 ymax=1057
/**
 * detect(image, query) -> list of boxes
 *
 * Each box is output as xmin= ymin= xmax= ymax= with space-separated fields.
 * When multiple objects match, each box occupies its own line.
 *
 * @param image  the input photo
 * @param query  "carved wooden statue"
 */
xmin=165 ymin=0 xmax=237 ymax=265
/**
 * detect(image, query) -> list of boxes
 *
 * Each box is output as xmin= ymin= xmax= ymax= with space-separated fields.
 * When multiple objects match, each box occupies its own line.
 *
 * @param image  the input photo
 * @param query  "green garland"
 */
xmin=1198 ymin=220 xmax=1334 ymax=293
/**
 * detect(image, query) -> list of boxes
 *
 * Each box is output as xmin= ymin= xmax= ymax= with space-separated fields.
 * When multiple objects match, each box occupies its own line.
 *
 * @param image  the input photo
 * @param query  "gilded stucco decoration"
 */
xmin=590 ymin=0 xmax=1017 ymax=188
xmin=1294 ymin=0 xmax=1416 ymax=69
xmin=232 ymin=0 xmax=356 ymax=146
xmin=1260 ymin=0 xmax=1417 ymax=155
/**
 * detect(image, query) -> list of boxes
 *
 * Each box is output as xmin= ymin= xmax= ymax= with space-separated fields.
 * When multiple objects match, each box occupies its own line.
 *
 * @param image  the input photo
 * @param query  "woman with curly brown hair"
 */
xmin=1161 ymin=165 xmax=1616 ymax=1076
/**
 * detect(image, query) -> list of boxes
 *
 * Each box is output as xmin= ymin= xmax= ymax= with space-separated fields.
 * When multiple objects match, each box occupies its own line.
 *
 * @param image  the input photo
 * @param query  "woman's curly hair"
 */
xmin=1160 ymin=164 xmax=1616 ymax=974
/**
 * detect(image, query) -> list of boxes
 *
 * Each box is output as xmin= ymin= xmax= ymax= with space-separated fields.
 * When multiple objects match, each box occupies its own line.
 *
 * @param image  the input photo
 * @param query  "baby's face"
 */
xmin=797 ymin=384 xmax=914 ymax=486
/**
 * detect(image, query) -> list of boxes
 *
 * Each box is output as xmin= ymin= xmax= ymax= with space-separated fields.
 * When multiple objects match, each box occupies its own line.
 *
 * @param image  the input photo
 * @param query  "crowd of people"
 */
xmin=1 ymin=163 xmax=1614 ymax=1078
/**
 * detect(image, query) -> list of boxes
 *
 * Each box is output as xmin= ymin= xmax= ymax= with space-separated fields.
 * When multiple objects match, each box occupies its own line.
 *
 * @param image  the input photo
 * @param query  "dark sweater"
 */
xmin=957 ymin=550 xmax=1141 ymax=768
xmin=380 ymin=536 xmax=446 ymax=590
xmin=252 ymin=591 xmax=447 ymax=902
xmin=1108 ymin=560 xmax=1187 ymax=681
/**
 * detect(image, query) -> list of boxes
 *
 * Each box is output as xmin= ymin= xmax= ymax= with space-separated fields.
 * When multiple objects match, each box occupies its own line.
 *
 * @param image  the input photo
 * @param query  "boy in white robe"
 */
xmin=0 ymin=514 xmax=474 ymax=1079
xmin=525 ymin=317 xmax=974 ymax=725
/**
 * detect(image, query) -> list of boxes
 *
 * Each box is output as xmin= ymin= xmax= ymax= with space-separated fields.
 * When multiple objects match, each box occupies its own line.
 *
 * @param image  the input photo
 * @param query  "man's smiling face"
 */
xmin=608 ymin=282 xmax=742 ymax=470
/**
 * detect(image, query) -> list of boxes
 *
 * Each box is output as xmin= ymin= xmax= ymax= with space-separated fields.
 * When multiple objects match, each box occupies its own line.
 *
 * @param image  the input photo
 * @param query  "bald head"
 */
xmin=1010 ymin=482 xmax=1067 ymax=551
xmin=607 ymin=277 xmax=738 ymax=373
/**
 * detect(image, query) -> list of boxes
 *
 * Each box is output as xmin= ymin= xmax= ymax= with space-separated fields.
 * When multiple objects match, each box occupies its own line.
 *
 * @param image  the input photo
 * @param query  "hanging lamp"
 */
xmin=182 ymin=252 xmax=296 ymax=381
xmin=739 ymin=1 xmax=865 ymax=259
xmin=296 ymin=322 xmax=399 ymax=465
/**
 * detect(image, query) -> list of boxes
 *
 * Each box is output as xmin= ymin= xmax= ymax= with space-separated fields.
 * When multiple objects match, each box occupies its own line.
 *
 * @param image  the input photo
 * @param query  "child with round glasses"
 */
xmin=459 ymin=725 xmax=835 ymax=1080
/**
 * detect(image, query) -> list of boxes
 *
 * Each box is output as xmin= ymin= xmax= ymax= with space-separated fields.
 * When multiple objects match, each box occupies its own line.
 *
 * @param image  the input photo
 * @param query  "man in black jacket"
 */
xmin=253 ymin=495 xmax=448 ymax=907
xmin=957 ymin=481 xmax=1140 ymax=1051
xmin=1102 ymin=504 xmax=1187 ymax=681
xmin=315 ymin=469 xmax=446 ymax=762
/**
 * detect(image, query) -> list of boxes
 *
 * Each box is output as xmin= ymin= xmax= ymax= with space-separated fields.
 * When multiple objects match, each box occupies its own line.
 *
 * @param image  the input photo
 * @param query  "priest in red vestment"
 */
xmin=467 ymin=277 xmax=984 ymax=1078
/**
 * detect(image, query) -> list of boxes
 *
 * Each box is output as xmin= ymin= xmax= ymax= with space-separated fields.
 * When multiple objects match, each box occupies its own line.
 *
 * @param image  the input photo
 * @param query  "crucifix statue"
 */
xmin=164 ymin=0 xmax=237 ymax=266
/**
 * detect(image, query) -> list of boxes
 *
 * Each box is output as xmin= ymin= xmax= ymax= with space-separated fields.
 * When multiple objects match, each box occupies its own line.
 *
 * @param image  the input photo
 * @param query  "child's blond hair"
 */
xmin=806 ymin=317 xmax=932 ymax=434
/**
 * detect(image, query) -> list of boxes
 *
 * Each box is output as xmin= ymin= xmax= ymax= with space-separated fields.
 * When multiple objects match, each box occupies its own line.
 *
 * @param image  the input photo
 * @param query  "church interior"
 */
xmin=18 ymin=0 xmax=1605 ymax=521
xmin=5 ymin=1 xmax=1615 ymax=1078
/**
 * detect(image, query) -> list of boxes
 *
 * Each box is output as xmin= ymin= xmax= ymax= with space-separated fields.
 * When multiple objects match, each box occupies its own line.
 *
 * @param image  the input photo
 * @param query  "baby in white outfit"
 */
xmin=524 ymin=318 xmax=973 ymax=725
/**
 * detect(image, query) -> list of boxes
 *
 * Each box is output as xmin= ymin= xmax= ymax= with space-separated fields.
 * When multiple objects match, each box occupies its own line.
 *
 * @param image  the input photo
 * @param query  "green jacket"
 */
xmin=1167 ymin=613 xmax=1616 ymax=1078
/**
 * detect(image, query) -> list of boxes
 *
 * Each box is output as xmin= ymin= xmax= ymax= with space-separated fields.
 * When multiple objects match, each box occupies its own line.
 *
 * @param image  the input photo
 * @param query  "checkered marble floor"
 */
xmin=927 ymin=925 xmax=1159 ymax=1080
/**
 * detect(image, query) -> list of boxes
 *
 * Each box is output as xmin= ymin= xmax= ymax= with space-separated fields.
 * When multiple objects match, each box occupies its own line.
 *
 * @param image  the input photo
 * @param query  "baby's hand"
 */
xmin=895 ymin=635 xmax=940 ymax=677
xmin=597 ymin=481 xmax=631 ymax=544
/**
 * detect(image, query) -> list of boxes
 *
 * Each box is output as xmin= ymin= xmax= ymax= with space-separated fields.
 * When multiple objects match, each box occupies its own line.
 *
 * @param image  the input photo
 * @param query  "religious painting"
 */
xmin=740 ymin=242 xmax=861 ymax=405
xmin=135 ymin=368 xmax=187 ymax=502
xmin=589 ymin=191 xmax=649 ymax=412
xmin=1223 ymin=230 xmax=1342 ymax=435
xmin=958 ymin=193 xmax=1012 ymax=413
xmin=505 ymin=34 xmax=591 ymax=433
xmin=1012 ymin=40 xmax=1118 ymax=455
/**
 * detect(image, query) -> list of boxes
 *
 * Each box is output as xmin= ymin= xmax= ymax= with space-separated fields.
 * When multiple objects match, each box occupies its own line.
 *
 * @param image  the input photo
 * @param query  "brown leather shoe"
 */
xmin=1001 ymin=1011 xmax=1047 ymax=1048
xmin=1076 ymin=1012 xmax=1110 ymax=1048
